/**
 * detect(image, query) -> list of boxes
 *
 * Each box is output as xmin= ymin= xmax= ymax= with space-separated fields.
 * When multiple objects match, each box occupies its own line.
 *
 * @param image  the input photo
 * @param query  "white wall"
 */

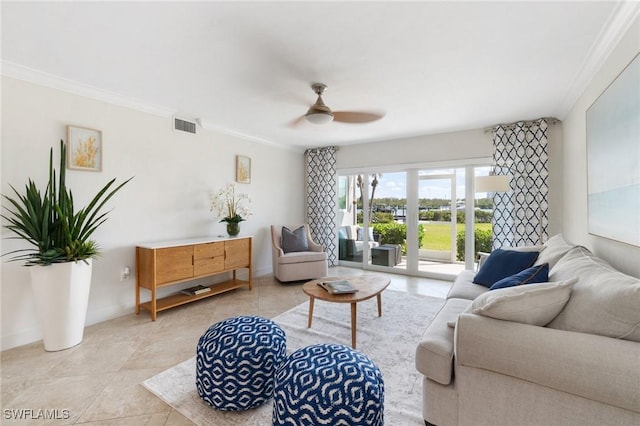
xmin=1 ymin=77 xmax=305 ymax=350
xmin=336 ymin=129 xmax=492 ymax=170
xmin=562 ymin=16 xmax=640 ymax=278
xmin=337 ymin=125 xmax=564 ymax=237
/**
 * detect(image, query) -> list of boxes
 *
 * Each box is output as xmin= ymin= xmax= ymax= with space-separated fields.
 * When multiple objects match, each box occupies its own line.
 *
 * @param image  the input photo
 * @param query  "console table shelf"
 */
xmin=136 ymin=236 xmax=252 ymax=320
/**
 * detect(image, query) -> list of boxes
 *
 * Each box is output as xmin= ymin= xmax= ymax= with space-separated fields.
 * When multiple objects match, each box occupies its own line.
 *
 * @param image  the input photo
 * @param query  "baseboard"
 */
xmin=1 ymin=304 xmax=136 ymax=351
xmin=252 ymin=265 xmax=272 ymax=278
xmin=1 ymin=328 xmax=44 ymax=351
xmin=85 ymin=305 xmax=136 ymax=328
xmin=2 ymin=268 xmax=274 ymax=351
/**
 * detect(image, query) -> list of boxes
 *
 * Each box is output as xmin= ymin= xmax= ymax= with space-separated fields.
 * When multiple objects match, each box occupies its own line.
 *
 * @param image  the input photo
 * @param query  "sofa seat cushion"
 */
xmin=416 ymin=298 xmax=471 ymax=385
xmin=548 ymin=246 xmax=640 ymax=342
xmin=352 ymin=240 xmax=380 ymax=252
xmin=447 ymin=270 xmax=488 ymax=300
xmin=278 ymin=251 xmax=327 ymax=265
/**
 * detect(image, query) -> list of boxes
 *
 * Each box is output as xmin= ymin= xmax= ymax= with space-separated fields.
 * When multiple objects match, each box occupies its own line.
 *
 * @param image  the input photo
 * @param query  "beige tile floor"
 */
xmin=1 ymin=267 xmax=451 ymax=425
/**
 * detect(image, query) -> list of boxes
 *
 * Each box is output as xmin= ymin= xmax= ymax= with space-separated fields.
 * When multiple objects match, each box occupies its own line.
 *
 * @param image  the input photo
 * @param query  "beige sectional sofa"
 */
xmin=416 ymin=235 xmax=640 ymax=426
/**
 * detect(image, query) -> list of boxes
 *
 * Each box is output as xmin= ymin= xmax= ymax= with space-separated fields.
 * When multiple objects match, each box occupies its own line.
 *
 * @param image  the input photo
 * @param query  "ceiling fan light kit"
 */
xmin=305 ymin=111 xmax=334 ymax=124
xmin=305 ymin=83 xmax=334 ymax=124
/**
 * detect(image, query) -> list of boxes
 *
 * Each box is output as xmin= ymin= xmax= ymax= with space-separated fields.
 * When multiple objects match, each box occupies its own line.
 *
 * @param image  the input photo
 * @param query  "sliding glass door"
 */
xmin=417 ymin=169 xmax=459 ymax=274
xmin=336 ymin=172 xmax=407 ymax=272
xmin=337 ymin=163 xmax=494 ymax=279
xmin=365 ymin=172 xmax=407 ymax=272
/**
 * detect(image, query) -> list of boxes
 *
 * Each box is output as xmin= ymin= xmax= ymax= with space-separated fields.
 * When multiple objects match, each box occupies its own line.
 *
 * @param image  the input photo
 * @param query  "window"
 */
xmin=337 ymin=163 xmax=494 ymax=279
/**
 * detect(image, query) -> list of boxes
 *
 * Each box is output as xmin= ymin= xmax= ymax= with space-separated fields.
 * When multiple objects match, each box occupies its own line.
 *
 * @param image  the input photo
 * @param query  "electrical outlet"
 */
xmin=120 ymin=266 xmax=131 ymax=281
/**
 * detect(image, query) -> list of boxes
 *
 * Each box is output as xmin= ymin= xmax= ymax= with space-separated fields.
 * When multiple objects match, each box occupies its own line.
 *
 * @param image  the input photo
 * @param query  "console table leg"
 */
xmin=151 ymin=287 xmax=157 ymax=321
xmin=135 ymin=284 xmax=140 ymax=315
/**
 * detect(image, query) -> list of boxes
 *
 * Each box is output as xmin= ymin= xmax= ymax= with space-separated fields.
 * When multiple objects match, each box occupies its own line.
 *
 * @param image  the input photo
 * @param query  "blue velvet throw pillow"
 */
xmin=489 ymin=263 xmax=550 ymax=290
xmin=473 ymin=249 xmax=539 ymax=288
xmin=281 ymin=226 xmax=309 ymax=253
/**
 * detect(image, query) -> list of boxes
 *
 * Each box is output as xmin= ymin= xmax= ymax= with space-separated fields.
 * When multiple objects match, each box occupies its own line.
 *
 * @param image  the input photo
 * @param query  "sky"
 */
xmin=356 ymin=168 xmax=491 ymax=200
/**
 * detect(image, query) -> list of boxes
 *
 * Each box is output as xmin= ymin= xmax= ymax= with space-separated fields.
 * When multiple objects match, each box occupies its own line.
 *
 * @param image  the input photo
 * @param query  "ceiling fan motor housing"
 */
xmin=305 ymin=83 xmax=334 ymax=124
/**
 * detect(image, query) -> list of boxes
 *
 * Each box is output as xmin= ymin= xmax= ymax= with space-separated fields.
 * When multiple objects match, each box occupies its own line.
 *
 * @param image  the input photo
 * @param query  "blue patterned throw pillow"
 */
xmin=489 ymin=263 xmax=549 ymax=290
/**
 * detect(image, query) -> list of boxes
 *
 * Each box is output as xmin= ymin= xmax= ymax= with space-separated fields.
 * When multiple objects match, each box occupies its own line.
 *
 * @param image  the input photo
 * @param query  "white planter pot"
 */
xmin=30 ymin=259 xmax=93 ymax=351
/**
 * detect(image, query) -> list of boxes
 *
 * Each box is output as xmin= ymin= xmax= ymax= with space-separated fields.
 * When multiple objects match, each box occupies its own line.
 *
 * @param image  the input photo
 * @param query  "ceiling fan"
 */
xmin=291 ymin=83 xmax=384 ymax=126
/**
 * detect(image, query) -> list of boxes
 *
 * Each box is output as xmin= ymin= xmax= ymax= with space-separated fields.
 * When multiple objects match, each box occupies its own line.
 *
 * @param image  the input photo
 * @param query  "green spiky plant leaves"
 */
xmin=2 ymin=140 xmax=131 ymax=266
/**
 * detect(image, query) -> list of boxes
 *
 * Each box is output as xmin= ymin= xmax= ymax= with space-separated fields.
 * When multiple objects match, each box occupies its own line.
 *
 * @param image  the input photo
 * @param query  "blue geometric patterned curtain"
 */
xmin=492 ymin=119 xmax=549 ymax=248
xmin=305 ymin=146 xmax=338 ymax=266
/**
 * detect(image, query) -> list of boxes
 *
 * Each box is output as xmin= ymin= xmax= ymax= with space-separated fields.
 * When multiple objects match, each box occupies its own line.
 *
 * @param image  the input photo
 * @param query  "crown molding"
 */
xmin=556 ymin=1 xmax=640 ymax=118
xmin=0 ymin=60 xmax=301 ymax=152
xmin=1 ymin=60 xmax=176 ymax=117
xmin=198 ymin=119 xmax=303 ymax=153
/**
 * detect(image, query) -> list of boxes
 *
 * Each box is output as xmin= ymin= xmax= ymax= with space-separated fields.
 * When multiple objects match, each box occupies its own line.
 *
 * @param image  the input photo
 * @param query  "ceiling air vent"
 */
xmin=174 ymin=117 xmax=197 ymax=134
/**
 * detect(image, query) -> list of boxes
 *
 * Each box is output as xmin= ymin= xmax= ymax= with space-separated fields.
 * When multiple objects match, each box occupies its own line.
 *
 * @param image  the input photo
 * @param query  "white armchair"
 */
xmin=271 ymin=224 xmax=328 ymax=282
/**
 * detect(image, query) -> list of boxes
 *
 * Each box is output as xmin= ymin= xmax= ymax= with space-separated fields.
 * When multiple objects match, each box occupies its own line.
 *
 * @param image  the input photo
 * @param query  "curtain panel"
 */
xmin=305 ymin=146 xmax=338 ymax=266
xmin=492 ymin=119 xmax=549 ymax=249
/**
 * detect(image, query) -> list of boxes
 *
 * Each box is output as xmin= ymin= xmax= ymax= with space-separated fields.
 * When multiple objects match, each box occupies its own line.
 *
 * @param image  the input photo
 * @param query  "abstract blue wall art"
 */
xmin=586 ymin=52 xmax=640 ymax=246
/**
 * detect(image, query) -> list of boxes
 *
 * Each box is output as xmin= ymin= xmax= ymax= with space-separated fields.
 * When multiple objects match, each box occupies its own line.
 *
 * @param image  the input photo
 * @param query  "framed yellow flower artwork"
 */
xmin=236 ymin=155 xmax=251 ymax=184
xmin=67 ymin=125 xmax=102 ymax=171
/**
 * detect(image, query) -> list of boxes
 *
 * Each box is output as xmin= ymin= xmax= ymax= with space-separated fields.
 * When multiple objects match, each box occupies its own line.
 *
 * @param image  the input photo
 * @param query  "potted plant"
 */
xmin=2 ymin=140 xmax=131 ymax=351
xmin=210 ymin=183 xmax=252 ymax=237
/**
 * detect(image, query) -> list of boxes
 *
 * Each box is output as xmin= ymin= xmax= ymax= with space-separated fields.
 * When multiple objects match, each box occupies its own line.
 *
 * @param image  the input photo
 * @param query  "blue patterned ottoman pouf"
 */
xmin=272 ymin=343 xmax=384 ymax=426
xmin=196 ymin=315 xmax=287 ymax=411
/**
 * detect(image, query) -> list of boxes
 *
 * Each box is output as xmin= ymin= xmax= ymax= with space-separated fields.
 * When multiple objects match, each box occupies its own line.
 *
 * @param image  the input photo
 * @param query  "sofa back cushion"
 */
xmin=338 ymin=227 xmax=347 ymax=240
xmin=534 ymin=234 xmax=576 ymax=269
xmin=548 ymin=246 xmax=640 ymax=342
xmin=356 ymin=226 xmax=375 ymax=241
xmin=340 ymin=225 xmax=358 ymax=240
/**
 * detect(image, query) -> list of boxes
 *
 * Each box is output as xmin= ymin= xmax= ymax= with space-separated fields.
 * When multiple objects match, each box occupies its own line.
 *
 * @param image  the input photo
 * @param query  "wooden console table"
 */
xmin=135 ymin=236 xmax=252 ymax=320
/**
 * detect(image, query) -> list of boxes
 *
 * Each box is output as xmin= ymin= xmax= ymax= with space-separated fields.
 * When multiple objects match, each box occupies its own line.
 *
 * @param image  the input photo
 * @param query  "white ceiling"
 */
xmin=1 ymin=1 xmax=637 ymax=150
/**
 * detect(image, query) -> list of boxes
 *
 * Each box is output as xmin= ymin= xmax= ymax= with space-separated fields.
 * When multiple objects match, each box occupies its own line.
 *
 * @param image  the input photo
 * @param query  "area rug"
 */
xmin=142 ymin=290 xmax=445 ymax=425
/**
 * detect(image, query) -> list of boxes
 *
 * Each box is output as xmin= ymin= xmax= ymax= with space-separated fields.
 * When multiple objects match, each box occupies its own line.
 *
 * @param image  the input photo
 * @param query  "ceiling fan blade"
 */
xmin=333 ymin=111 xmax=384 ymax=123
xmin=287 ymin=115 xmax=307 ymax=127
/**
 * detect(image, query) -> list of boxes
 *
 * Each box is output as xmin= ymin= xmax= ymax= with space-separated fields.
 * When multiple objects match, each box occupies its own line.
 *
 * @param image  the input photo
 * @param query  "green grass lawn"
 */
xmin=421 ymin=222 xmax=492 ymax=250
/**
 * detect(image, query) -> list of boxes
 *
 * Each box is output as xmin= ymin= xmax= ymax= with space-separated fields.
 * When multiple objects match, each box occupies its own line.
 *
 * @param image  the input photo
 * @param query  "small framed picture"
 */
xmin=67 ymin=125 xmax=102 ymax=171
xmin=236 ymin=155 xmax=251 ymax=184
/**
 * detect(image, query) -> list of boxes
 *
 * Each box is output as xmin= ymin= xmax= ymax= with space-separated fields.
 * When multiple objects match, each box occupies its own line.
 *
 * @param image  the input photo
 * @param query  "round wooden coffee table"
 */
xmin=302 ymin=275 xmax=391 ymax=349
